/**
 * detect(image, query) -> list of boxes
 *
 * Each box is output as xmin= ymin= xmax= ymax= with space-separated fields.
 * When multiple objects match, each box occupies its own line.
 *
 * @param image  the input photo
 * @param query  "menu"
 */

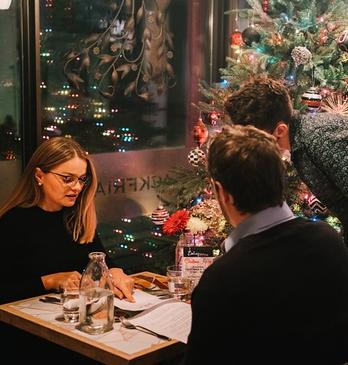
xmin=127 ymin=299 xmax=192 ymax=344
xmin=114 ymin=289 xmax=192 ymax=343
xmin=182 ymin=246 xmax=219 ymax=286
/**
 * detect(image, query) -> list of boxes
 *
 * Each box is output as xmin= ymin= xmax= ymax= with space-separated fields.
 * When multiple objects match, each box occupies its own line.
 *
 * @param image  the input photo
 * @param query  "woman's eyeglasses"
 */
xmin=48 ymin=171 xmax=90 ymax=187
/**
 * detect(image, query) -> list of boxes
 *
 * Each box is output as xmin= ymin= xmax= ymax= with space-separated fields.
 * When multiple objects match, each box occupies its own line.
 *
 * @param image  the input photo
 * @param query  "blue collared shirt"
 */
xmin=224 ymin=202 xmax=296 ymax=252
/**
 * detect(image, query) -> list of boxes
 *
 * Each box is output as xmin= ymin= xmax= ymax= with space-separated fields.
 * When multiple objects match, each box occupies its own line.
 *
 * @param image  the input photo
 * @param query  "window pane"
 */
xmin=40 ymin=0 xmax=186 ymax=152
xmin=0 ymin=0 xmax=22 ymax=204
xmin=39 ymin=0 xmax=206 ymax=274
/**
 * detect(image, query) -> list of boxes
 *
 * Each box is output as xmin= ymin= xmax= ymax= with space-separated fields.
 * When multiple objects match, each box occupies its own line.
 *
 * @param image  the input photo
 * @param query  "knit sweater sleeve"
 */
xmin=292 ymin=113 xmax=348 ymax=225
xmin=300 ymin=113 xmax=348 ymax=197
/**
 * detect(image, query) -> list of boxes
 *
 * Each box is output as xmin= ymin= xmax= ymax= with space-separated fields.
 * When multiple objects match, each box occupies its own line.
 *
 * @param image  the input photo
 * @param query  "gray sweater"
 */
xmin=290 ymin=112 xmax=348 ymax=243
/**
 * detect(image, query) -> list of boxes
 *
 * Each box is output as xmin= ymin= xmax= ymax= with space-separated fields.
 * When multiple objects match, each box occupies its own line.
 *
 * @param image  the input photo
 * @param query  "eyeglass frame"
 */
xmin=48 ymin=171 xmax=90 ymax=188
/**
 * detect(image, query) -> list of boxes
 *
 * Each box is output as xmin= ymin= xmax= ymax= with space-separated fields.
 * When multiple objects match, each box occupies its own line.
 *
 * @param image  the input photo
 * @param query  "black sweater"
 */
xmin=0 ymin=206 xmax=106 ymax=304
xmin=184 ymin=218 xmax=348 ymax=365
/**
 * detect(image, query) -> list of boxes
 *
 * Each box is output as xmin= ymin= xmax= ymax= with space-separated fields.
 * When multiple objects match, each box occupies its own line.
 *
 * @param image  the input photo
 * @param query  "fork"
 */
xmin=119 ymin=317 xmax=171 ymax=341
xmin=39 ymin=296 xmax=61 ymax=305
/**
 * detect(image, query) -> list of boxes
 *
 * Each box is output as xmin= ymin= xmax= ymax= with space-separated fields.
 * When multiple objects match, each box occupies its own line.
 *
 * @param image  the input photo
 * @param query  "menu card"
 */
xmin=114 ymin=289 xmax=192 ymax=343
xmin=127 ymin=299 xmax=192 ymax=344
xmin=182 ymin=246 xmax=218 ymax=286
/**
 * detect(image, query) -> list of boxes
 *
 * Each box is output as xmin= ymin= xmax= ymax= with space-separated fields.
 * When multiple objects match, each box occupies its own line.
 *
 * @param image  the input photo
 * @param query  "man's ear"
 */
xmin=214 ymin=180 xmax=234 ymax=206
xmin=273 ymin=122 xmax=290 ymax=151
xmin=273 ymin=122 xmax=288 ymax=139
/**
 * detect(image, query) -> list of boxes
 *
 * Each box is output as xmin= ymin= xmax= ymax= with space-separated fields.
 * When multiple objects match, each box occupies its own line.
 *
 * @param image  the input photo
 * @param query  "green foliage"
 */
xmin=156 ymin=164 xmax=209 ymax=211
xmin=196 ymin=1 xmax=345 ymax=234
xmin=99 ymin=215 xmax=177 ymax=275
xmin=221 ymin=0 xmax=348 ymax=108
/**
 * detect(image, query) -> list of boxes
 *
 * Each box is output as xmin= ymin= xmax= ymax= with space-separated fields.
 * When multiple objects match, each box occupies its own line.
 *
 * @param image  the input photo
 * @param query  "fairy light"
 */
xmin=248 ymin=54 xmax=255 ymax=61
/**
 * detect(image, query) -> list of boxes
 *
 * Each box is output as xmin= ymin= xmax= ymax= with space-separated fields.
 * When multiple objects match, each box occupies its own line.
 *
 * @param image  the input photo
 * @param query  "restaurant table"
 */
xmin=0 ymin=271 xmax=186 ymax=365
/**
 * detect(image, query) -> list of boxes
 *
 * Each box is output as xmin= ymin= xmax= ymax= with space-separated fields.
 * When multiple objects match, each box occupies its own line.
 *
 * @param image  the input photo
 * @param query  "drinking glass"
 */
xmin=61 ymin=288 xmax=80 ymax=323
xmin=166 ymin=265 xmax=192 ymax=301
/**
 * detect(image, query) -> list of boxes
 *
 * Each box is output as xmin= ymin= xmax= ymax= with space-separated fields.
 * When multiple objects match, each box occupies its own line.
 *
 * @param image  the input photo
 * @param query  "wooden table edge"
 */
xmin=0 ymin=271 xmax=185 ymax=365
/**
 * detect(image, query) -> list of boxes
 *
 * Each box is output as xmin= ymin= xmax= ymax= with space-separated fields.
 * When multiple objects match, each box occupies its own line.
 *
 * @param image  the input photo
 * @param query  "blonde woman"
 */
xmin=0 ymin=136 xmax=134 ymax=304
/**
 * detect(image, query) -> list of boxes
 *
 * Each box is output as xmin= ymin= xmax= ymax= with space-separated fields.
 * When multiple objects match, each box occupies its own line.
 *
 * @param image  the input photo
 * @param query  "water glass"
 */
xmin=61 ymin=289 xmax=80 ymax=323
xmin=166 ymin=265 xmax=192 ymax=301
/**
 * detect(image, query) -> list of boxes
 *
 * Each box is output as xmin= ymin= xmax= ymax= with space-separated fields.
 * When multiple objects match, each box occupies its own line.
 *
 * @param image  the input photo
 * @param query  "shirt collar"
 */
xmin=224 ymin=202 xmax=296 ymax=252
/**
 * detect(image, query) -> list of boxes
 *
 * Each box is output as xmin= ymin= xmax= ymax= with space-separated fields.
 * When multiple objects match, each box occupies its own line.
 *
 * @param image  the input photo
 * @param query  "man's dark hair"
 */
xmin=224 ymin=77 xmax=293 ymax=133
xmin=208 ymin=124 xmax=285 ymax=213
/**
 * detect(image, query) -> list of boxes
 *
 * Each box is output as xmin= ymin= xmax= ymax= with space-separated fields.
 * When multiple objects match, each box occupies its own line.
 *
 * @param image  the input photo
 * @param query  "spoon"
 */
xmin=119 ymin=317 xmax=171 ymax=341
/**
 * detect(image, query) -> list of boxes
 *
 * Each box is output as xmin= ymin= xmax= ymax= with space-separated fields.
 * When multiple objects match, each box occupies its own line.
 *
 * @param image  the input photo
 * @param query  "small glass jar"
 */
xmin=77 ymin=252 xmax=114 ymax=335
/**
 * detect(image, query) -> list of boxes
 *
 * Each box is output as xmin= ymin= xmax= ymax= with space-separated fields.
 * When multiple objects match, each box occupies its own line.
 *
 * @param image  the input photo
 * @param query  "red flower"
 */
xmin=163 ymin=209 xmax=190 ymax=235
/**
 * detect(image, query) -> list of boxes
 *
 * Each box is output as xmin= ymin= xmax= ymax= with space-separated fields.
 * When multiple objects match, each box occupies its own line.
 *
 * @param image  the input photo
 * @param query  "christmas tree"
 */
xmin=199 ymin=0 xmax=348 ymax=115
xmin=156 ymin=0 xmax=347 ymax=238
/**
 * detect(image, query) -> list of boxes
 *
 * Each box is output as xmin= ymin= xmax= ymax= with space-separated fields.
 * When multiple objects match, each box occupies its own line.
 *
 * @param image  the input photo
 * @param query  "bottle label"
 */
xmin=181 ymin=246 xmax=218 ymax=287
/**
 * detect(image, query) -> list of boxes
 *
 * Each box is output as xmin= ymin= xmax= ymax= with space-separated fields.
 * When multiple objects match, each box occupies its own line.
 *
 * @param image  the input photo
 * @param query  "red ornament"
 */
xmin=193 ymin=118 xmax=208 ymax=147
xmin=230 ymin=31 xmax=243 ymax=46
xmin=209 ymin=111 xmax=220 ymax=125
xmin=151 ymin=205 xmax=169 ymax=226
xmin=262 ymin=0 xmax=269 ymax=13
xmin=301 ymin=87 xmax=322 ymax=112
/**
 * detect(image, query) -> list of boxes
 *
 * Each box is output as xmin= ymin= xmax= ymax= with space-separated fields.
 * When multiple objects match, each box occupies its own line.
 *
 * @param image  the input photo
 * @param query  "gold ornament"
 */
xmin=320 ymin=93 xmax=348 ymax=115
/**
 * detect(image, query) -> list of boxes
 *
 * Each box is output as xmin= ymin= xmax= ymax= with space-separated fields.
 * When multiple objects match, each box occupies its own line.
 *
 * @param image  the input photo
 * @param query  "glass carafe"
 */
xmin=77 ymin=252 xmax=114 ymax=335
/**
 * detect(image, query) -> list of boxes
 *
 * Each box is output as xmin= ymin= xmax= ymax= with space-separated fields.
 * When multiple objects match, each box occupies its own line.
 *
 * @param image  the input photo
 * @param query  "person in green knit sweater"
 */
xmin=225 ymin=76 xmax=348 ymax=245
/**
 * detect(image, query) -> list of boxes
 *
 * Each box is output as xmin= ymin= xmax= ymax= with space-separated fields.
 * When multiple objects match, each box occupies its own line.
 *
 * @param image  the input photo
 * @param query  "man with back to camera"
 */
xmin=183 ymin=124 xmax=348 ymax=365
xmin=224 ymin=76 xmax=348 ymax=245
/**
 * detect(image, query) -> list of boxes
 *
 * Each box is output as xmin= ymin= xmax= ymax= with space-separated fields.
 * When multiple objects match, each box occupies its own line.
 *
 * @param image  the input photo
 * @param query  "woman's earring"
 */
xmin=38 ymin=182 xmax=42 ymax=186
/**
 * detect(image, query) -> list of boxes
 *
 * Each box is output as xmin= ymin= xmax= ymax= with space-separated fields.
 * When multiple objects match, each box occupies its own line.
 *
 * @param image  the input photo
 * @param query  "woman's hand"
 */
xmin=42 ymin=268 xmax=135 ymax=302
xmin=42 ymin=271 xmax=82 ymax=291
xmin=109 ymin=267 xmax=135 ymax=302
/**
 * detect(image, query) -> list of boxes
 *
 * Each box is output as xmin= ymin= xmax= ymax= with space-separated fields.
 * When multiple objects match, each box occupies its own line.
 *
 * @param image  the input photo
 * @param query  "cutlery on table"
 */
xmin=39 ymin=296 xmax=61 ymax=305
xmin=119 ymin=316 xmax=171 ymax=341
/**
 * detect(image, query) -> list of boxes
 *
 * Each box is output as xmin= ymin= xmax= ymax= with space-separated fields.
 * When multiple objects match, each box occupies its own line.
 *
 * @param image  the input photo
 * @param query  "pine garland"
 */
xmin=156 ymin=165 xmax=209 ymax=211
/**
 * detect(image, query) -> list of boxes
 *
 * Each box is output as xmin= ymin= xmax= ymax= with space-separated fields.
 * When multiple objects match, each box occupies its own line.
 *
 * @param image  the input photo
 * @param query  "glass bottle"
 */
xmin=175 ymin=231 xmax=204 ymax=269
xmin=77 ymin=252 xmax=114 ymax=335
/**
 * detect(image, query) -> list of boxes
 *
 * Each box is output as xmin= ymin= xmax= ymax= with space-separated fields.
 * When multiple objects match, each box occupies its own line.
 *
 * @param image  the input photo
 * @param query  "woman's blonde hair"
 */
xmin=0 ymin=137 xmax=98 ymax=243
